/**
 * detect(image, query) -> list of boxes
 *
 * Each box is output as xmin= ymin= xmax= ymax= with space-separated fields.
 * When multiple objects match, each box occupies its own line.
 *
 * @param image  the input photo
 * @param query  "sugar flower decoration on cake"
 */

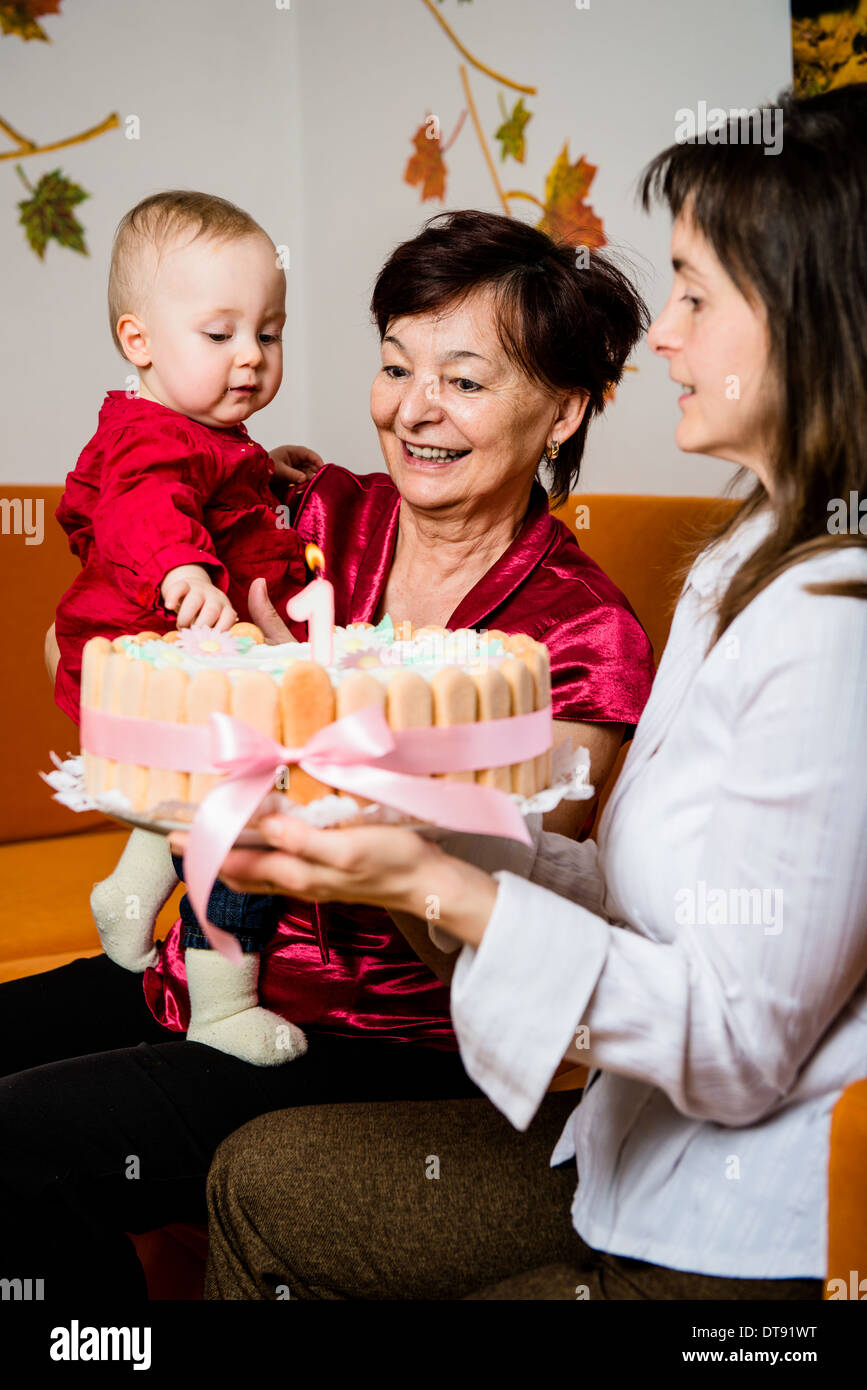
xmin=338 ymin=646 xmax=389 ymax=672
xmin=176 ymin=629 xmax=244 ymax=659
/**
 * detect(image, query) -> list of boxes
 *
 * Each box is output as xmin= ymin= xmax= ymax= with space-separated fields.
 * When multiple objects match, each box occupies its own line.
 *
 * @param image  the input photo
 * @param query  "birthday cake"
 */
xmin=78 ymin=616 xmax=553 ymax=819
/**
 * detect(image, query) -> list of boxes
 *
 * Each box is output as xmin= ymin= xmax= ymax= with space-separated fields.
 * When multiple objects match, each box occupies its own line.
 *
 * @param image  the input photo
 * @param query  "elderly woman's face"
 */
xmin=370 ymin=288 xmax=557 ymax=514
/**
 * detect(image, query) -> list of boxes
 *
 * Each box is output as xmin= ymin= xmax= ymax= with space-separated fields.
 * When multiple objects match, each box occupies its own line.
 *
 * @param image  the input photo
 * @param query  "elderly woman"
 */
xmin=10 ymin=210 xmax=653 ymax=1300
xmin=191 ymin=84 xmax=866 ymax=1301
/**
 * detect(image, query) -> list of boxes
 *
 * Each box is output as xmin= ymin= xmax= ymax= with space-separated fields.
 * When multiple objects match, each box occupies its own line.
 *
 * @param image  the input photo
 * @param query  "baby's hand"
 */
xmin=161 ymin=565 xmax=238 ymax=631
xmin=269 ymin=444 xmax=324 ymax=485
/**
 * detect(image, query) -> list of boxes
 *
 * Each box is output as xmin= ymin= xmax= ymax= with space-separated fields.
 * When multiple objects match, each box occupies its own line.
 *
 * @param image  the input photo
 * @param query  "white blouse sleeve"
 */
xmin=419 ymin=821 xmax=607 ymax=953
xmin=450 ymin=576 xmax=867 ymax=1132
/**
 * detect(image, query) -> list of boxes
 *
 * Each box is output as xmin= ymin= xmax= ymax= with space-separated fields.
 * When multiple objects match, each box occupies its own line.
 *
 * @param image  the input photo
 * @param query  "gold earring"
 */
xmin=545 ymin=438 xmax=560 ymax=462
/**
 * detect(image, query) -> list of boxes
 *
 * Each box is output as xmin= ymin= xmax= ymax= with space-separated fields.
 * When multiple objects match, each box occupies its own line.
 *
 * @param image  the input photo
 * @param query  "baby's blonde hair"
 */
xmin=107 ymin=190 xmax=272 ymax=355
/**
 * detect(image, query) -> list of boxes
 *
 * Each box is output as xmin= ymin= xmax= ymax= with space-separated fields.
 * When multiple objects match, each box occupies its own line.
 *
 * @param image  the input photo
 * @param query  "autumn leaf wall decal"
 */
xmin=791 ymin=0 xmax=867 ymax=97
xmin=1 ymin=1 xmax=119 ymax=257
xmin=536 ymin=147 xmax=605 ymax=249
xmin=404 ymin=108 xmax=467 ymax=202
xmin=405 ymin=120 xmax=447 ymax=202
xmin=0 ymin=0 xmax=61 ymax=43
xmin=16 ymin=164 xmax=89 ymax=257
xmin=495 ymin=96 xmax=531 ymax=163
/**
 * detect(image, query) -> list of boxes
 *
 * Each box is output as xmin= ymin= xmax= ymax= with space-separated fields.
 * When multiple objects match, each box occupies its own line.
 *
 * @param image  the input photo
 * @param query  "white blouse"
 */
xmin=449 ymin=506 xmax=867 ymax=1279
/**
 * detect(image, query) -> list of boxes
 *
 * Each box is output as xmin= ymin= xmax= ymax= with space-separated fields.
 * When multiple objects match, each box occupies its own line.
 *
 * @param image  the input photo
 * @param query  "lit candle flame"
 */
xmin=289 ymin=544 xmax=334 ymax=665
xmin=305 ymin=543 xmax=326 ymax=575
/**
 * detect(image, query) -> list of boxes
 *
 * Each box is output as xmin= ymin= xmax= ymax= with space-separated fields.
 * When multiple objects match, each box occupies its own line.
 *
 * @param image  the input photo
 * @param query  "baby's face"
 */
xmin=134 ymin=232 xmax=286 ymax=429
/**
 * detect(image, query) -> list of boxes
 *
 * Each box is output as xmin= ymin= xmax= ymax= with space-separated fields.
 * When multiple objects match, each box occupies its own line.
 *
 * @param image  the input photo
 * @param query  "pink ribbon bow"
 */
xmin=182 ymin=702 xmax=544 ymax=960
xmin=79 ymin=700 xmax=550 ymax=962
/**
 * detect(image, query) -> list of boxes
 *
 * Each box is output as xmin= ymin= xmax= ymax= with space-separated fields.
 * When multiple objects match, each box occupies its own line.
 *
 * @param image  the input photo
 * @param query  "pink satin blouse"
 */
xmin=143 ymin=465 xmax=655 ymax=1049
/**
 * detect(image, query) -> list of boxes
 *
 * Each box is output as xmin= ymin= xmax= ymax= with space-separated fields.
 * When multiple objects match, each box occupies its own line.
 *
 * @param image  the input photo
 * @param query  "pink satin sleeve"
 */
xmin=546 ymin=604 xmax=657 ymax=726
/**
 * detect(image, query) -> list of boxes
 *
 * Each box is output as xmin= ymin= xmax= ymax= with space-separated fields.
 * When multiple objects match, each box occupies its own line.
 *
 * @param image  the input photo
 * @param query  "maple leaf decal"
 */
xmin=536 ymin=143 xmax=605 ymax=249
xmin=404 ymin=119 xmax=447 ymax=202
xmin=495 ymin=96 xmax=532 ymax=163
xmin=792 ymin=10 xmax=867 ymax=98
xmin=0 ymin=0 xmax=62 ymax=41
xmin=16 ymin=165 xmax=89 ymax=258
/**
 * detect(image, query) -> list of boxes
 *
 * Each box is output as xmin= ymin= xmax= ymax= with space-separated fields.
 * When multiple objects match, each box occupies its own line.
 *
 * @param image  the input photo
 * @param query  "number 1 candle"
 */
xmin=287 ymin=544 xmax=335 ymax=664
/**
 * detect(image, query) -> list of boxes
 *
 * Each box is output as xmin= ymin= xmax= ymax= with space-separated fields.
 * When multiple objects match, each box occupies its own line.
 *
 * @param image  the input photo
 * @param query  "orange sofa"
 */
xmin=2 ymin=484 xmax=863 ymax=1300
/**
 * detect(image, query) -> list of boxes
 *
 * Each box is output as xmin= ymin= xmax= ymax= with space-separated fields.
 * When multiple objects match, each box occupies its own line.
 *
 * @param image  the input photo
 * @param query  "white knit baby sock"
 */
xmin=184 ymin=947 xmax=307 ymax=1066
xmin=90 ymin=827 xmax=179 ymax=972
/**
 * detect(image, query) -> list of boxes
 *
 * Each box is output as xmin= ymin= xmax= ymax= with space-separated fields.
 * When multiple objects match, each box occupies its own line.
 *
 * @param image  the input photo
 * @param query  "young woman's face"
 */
xmin=647 ymin=206 xmax=776 ymax=489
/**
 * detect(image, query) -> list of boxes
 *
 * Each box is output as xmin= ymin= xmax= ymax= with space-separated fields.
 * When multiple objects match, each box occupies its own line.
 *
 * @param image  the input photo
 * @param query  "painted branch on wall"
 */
xmin=2 ymin=3 xmax=118 ymax=258
xmin=404 ymin=0 xmax=631 ymax=399
xmin=405 ymin=0 xmax=606 ymax=260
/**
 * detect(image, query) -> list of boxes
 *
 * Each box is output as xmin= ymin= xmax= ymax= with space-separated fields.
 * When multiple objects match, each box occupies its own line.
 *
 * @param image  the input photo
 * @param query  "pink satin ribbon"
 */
xmin=81 ymin=701 xmax=552 ymax=961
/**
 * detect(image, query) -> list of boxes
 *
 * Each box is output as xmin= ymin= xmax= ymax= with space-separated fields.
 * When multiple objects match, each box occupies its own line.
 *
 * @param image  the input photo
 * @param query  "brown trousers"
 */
xmin=203 ymin=1092 xmax=824 ymax=1300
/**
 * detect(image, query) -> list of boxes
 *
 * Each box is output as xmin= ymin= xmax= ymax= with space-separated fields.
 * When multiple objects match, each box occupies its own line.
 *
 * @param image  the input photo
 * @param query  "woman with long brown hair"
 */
xmin=197 ymin=82 xmax=867 ymax=1300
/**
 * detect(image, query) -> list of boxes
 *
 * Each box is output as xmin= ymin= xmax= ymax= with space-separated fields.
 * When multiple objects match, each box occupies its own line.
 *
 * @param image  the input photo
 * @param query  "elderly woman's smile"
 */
xmin=400 ymin=439 xmax=471 ymax=464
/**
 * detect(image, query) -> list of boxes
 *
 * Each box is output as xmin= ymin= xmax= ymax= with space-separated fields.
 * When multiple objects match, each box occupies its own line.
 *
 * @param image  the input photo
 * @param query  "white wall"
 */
xmin=1 ymin=0 xmax=308 ymax=482
xmin=2 ymin=0 xmax=793 ymax=496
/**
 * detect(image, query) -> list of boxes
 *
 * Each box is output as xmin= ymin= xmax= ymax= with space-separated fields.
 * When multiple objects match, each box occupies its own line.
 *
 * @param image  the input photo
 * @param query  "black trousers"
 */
xmin=0 ymin=953 xmax=481 ymax=1302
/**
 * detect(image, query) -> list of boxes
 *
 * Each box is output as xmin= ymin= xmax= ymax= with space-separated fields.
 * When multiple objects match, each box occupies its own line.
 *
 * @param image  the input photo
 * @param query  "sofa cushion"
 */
xmin=1 ymin=486 xmax=110 ymax=844
xmin=552 ymin=493 xmax=737 ymax=663
xmin=0 ymin=827 xmax=184 ymax=982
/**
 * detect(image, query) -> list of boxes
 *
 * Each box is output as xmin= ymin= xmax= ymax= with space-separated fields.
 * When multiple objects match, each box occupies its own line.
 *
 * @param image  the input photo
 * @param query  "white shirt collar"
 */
xmin=687 ymin=503 xmax=775 ymax=599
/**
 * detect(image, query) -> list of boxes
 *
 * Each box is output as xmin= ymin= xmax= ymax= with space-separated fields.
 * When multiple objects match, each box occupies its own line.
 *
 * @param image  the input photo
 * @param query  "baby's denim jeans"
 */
xmin=170 ymin=853 xmax=282 ymax=953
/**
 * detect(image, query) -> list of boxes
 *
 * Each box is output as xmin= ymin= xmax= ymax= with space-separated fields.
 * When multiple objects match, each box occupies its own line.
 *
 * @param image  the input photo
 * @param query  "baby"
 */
xmin=54 ymin=189 xmax=320 ymax=1066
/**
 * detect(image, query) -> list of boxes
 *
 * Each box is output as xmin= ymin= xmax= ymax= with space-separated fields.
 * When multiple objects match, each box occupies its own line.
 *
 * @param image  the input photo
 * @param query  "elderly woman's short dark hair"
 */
xmin=370 ymin=209 xmax=648 ymax=505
